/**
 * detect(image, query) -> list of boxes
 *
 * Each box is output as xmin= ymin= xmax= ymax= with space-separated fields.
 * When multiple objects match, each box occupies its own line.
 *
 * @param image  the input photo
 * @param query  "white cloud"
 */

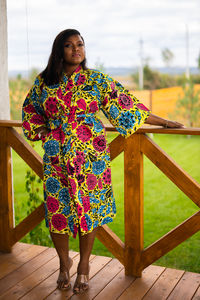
xmin=7 ymin=0 xmax=200 ymax=70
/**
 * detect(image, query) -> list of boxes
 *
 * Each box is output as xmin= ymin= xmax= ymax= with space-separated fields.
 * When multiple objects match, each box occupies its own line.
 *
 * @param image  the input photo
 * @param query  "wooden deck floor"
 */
xmin=0 ymin=243 xmax=200 ymax=300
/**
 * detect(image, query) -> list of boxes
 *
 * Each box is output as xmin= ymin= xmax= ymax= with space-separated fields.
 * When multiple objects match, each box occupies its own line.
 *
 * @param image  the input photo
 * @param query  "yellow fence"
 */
xmin=131 ymin=84 xmax=200 ymax=124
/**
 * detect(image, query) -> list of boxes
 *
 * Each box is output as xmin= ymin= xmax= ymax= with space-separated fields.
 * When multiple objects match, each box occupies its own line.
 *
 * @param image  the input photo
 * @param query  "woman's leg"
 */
xmin=50 ymin=232 xmax=72 ymax=289
xmin=73 ymin=227 xmax=98 ymax=293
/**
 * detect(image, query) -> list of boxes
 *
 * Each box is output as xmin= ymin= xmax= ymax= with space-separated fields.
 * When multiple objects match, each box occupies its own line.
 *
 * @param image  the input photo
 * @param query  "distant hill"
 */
xmin=8 ymin=66 xmax=199 ymax=78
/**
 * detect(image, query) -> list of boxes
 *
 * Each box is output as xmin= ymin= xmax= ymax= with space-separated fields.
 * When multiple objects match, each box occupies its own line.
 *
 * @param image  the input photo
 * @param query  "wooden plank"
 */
xmin=167 ymin=271 xmax=200 ymax=300
xmin=124 ymin=133 xmax=144 ymax=276
xmin=96 ymin=225 xmax=124 ymax=265
xmin=19 ymin=251 xmax=81 ymax=300
xmin=0 ymin=247 xmax=57 ymax=296
xmin=0 ymin=242 xmax=32 ymax=260
xmin=118 ymin=265 xmax=165 ymax=300
xmin=141 ymin=211 xmax=200 ymax=269
xmin=68 ymin=258 xmax=124 ymax=300
xmin=192 ymin=285 xmax=200 ymax=299
xmin=93 ymin=268 xmax=135 ymax=300
xmin=11 ymin=203 xmax=45 ymax=245
xmin=141 ymin=134 xmax=200 ymax=208
xmin=0 ymin=244 xmax=47 ymax=280
xmin=143 ymin=267 xmax=185 ymax=300
xmin=36 ymin=255 xmax=110 ymax=300
xmin=109 ymin=134 xmax=124 ymax=161
xmin=0 ymin=127 xmax=14 ymax=251
xmin=0 ymin=120 xmax=22 ymax=127
xmin=7 ymin=127 xmax=43 ymax=179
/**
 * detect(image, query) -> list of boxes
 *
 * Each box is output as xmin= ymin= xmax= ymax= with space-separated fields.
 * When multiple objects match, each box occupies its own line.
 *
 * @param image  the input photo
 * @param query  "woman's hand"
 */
xmin=35 ymin=126 xmax=49 ymax=138
xmin=164 ymin=120 xmax=185 ymax=128
xmin=145 ymin=113 xmax=185 ymax=128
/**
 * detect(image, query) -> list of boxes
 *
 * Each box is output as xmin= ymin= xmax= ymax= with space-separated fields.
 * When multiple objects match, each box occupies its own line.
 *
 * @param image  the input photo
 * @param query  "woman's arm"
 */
xmin=145 ymin=113 xmax=185 ymax=128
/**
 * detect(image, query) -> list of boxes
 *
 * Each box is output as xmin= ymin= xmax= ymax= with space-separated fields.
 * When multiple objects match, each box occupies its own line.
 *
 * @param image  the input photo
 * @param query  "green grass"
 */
xmin=12 ymin=133 xmax=200 ymax=272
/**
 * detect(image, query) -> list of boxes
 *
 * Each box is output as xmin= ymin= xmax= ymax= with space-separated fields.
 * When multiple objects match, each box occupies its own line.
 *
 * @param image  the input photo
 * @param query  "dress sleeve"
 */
xmin=99 ymin=73 xmax=151 ymax=138
xmin=22 ymin=75 xmax=47 ymax=141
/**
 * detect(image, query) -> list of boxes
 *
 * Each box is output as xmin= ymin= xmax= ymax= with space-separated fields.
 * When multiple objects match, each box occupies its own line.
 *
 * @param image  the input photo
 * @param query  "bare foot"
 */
xmin=73 ymin=262 xmax=90 ymax=294
xmin=57 ymin=257 xmax=73 ymax=290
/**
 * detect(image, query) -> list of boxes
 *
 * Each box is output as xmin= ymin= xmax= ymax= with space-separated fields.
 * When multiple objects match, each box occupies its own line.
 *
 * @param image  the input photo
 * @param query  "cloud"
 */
xmin=7 ymin=0 xmax=200 ymax=70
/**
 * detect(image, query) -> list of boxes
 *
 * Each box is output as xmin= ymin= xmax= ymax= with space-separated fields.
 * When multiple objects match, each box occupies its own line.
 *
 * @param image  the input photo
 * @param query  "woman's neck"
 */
xmin=63 ymin=64 xmax=80 ymax=77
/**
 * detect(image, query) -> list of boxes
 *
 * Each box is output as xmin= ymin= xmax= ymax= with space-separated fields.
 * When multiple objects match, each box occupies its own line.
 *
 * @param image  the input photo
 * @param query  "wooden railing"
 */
xmin=0 ymin=120 xmax=200 ymax=277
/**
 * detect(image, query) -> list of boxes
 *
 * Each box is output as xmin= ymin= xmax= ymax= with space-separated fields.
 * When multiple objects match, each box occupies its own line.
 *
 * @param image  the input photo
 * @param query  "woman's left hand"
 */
xmin=164 ymin=120 xmax=185 ymax=128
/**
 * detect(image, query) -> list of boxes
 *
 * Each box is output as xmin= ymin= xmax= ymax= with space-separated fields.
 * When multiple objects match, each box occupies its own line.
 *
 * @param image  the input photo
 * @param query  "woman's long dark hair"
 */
xmin=41 ymin=29 xmax=87 ymax=85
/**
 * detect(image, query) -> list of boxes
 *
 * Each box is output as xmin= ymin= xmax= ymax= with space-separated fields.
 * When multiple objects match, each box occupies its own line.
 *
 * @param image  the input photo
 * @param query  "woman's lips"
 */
xmin=72 ymin=53 xmax=81 ymax=57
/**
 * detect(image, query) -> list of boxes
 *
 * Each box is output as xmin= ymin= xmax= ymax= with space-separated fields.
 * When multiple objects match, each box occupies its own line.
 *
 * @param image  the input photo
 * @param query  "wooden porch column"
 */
xmin=124 ymin=133 xmax=144 ymax=276
xmin=0 ymin=128 xmax=13 ymax=252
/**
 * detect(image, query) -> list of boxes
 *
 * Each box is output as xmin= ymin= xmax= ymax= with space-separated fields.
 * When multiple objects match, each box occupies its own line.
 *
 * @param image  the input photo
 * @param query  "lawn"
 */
xmin=12 ymin=132 xmax=200 ymax=273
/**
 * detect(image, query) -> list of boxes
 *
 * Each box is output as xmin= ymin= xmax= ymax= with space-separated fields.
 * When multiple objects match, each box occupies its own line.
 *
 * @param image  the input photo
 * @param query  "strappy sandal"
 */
xmin=57 ymin=258 xmax=73 ymax=290
xmin=73 ymin=273 xmax=89 ymax=294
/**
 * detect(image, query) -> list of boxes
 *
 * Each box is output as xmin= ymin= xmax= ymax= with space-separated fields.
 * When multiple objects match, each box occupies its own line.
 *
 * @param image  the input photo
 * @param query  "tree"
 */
xmin=174 ymin=78 xmax=200 ymax=127
xmin=161 ymin=48 xmax=174 ymax=67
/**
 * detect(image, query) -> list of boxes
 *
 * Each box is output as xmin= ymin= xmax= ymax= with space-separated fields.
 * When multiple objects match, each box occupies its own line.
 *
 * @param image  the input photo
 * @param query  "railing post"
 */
xmin=0 ymin=127 xmax=14 ymax=252
xmin=124 ymin=133 xmax=144 ymax=276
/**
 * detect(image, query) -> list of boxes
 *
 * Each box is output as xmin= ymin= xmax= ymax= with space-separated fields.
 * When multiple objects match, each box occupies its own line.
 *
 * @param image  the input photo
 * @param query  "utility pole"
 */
xmin=139 ymin=38 xmax=144 ymax=90
xmin=185 ymin=24 xmax=190 ymax=79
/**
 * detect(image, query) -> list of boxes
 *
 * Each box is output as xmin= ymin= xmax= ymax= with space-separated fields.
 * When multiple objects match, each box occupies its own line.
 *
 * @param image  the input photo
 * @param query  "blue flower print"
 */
xmin=59 ymin=188 xmax=70 ymax=204
xmin=85 ymin=214 xmax=92 ymax=231
xmin=44 ymin=140 xmax=59 ymax=156
xmin=92 ymin=161 xmax=106 ymax=175
xmin=112 ymin=201 xmax=116 ymax=214
xmin=62 ymin=206 xmax=71 ymax=216
xmin=93 ymin=220 xmax=99 ymax=228
xmin=43 ymin=153 xmax=50 ymax=163
xmin=119 ymin=111 xmax=135 ymax=129
xmin=116 ymin=127 xmax=127 ymax=135
xmin=68 ymin=215 xmax=74 ymax=233
xmin=46 ymin=177 xmax=60 ymax=194
xmin=110 ymin=105 xmax=119 ymax=119
xmin=93 ymin=119 xmax=103 ymax=132
xmin=101 ymin=217 xmax=113 ymax=225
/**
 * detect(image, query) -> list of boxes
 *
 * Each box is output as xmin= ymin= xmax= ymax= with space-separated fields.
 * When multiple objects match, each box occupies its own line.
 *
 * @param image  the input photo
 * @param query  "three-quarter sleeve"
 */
xmin=22 ymin=75 xmax=47 ymax=141
xmin=99 ymin=73 xmax=151 ymax=138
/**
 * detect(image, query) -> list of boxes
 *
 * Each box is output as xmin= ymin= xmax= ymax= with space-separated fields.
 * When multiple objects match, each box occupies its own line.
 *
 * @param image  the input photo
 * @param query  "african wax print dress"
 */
xmin=22 ymin=65 xmax=150 ymax=238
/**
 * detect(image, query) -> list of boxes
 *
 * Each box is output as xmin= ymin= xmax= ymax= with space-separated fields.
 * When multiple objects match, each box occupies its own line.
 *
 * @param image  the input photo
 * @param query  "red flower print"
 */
xmin=103 ymin=168 xmax=111 ymax=185
xmin=69 ymin=178 xmax=76 ymax=196
xmin=63 ymin=92 xmax=72 ymax=108
xmin=22 ymin=121 xmax=31 ymax=131
xmin=67 ymin=160 xmax=75 ymax=176
xmin=118 ymin=93 xmax=133 ymax=109
xmin=76 ymin=203 xmax=83 ymax=217
xmin=82 ymin=196 xmax=90 ymax=213
xmin=77 ymin=99 xmax=86 ymax=111
xmin=76 ymin=151 xmax=85 ymax=165
xmin=30 ymin=114 xmax=45 ymax=125
xmin=73 ymin=224 xmax=78 ymax=238
xmin=93 ymin=135 xmax=107 ymax=152
xmin=80 ymin=215 xmax=88 ymax=231
xmin=77 ymin=74 xmax=86 ymax=85
xmin=52 ymin=214 xmax=67 ymax=231
xmin=68 ymin=106 xmax=77 ymax=123
xmin=136 ymin=103 xmax=149 ymax=111
xmin=47 ymin=196 xmax=59 ymax=213
xmin=72 ymin=122 xmax=77 ymax=130
xmin=45 ymin=97 xmax=59 ymax=117
xmin=76 ymin=125 xmax=92 ymax=142
xmin=52 ymin=128 xmax=65 ymax=144
xmin=77 ymin=174 xmax=85 ymax=186
xmin=98 ymin=178 xmax=103 ymax=189
xmin=89 ymin=101 xmax=98 ymax=113
xmin=66 ymin=79 xmax=74 ymax=91
xmin=24 ymin=104 xmax=37 ymax=113
xmin=57 ymin=87 xmax=63 ymax=99
xmin=51 ymin=156 xmax=59 ymax=165
xmin=86 ymin=174 xmax=97 ymax=190
xmin=102 ymin=96 xmax=108 ymax=106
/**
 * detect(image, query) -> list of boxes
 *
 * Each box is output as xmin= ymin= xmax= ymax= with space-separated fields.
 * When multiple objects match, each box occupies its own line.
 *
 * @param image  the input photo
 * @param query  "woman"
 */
xmin=22 ymin=29 xmax=184 ymax=293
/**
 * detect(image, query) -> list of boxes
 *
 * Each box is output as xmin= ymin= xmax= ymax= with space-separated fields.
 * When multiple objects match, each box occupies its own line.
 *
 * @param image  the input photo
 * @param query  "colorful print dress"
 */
xmin=22 ymin=65 xmax=150 ymax=238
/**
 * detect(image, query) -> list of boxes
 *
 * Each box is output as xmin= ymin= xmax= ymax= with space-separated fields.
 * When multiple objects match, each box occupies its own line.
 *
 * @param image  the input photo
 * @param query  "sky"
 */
xmin=7 ymin=0 xmax=200 ymax=72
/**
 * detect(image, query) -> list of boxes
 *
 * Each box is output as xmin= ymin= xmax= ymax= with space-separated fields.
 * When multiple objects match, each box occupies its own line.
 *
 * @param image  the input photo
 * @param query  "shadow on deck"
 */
xmin=0 ymin=242 xmax=200 ymax=300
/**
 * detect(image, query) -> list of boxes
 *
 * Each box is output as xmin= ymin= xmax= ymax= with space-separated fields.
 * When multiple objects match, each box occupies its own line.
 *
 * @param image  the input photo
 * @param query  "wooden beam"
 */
xmin=96 ymin=225 xmax=125 ymax=265
xmin=124 ymin=133 xmax=144 ymax=277
xmin=141 ymin=134 xmax=200 ymax=208
xmin=141 ymin=211 xmax=200 ymax=269
xmin=109 ymin=134 xmax=124 ymax=161
xmin=0 ymin=128 xmax=13 ymax=251
xmin=7 ymin=128 xmax=43 ymax=179
xmin=11 ymin=204 xmax=45 ymax=245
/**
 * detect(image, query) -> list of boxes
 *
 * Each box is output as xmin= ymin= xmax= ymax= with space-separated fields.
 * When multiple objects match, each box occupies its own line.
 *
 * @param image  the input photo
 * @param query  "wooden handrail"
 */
xmin=0 ymin=121 xmax=199 ymax=277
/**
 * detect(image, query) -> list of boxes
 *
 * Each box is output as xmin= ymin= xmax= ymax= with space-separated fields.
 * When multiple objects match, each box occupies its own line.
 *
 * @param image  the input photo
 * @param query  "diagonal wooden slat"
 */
xmin=141 ymin=211 xmax=200 ymax=269
xmin=11 ymin=204 xmax=45 ymax=246
xmin=96 ymin=225 xmax=125 ymax=265
xmin=109 ymin=134 xmax=124 ymax=161
xmin=141 ymin=134 xmax=200 ymax=208
xmin=7 ymin=127 xmax=43 ymax=179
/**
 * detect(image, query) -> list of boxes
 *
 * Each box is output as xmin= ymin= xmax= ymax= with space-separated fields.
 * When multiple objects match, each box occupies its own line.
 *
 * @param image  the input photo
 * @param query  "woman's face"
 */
xmin=63 ymin=34 xmax=85 ymax=67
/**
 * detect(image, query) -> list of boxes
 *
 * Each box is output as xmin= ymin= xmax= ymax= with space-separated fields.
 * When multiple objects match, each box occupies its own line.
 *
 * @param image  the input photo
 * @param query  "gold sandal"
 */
xmin=57 ymin=258 xmax=73 ymax=290
xmin=73 ymin=273 xmax=89 ymax=294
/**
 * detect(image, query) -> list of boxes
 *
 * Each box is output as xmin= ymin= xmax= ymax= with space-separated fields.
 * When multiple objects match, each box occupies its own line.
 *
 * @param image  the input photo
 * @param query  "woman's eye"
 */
xmin=64 ymin=44 xmax=72 ymax=48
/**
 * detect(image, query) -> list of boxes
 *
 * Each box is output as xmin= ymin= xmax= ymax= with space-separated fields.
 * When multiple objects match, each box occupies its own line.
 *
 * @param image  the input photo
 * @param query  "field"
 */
xmin=12 ymin=132 xmax=200 ymax=273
